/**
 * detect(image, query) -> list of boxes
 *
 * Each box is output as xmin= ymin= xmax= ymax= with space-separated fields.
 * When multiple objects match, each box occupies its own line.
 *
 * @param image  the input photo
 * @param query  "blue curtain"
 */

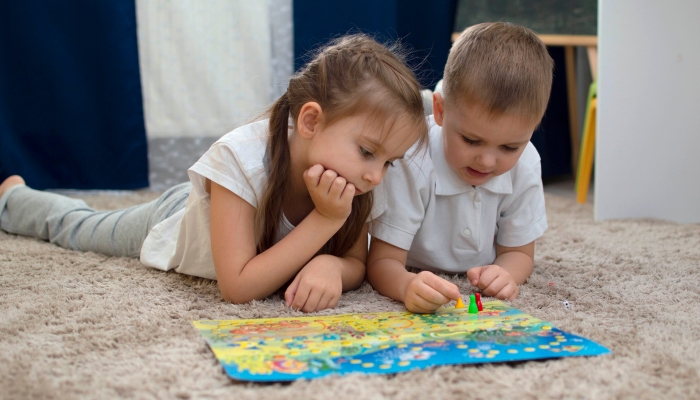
xmin=530 ymin=47 xmax=573 ymax=178
xmin=293 ymin=0 xmax=458 ymax=89
xmin=0 ymin=1 xmax=148 ymax=190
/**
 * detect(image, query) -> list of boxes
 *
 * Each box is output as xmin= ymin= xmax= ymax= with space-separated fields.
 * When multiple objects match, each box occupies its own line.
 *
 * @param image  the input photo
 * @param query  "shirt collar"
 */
xmin=431 ymin=126 xmax=513 ymax=196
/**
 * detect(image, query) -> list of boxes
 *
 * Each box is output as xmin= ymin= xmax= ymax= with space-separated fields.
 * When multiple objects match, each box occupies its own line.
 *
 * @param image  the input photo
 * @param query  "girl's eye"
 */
xmin=360 ymin=147 xmax=373 ymax=157
xmin=502 ymin=145 xmax=519 ymax=153
xmin=384 ymin=160 xmax=395 ymax=168
xmin=462 ymin=136 xmax=480 ymax=146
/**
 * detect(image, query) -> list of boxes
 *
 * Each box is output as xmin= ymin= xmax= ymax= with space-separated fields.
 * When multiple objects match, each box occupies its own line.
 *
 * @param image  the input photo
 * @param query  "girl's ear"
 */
xmin=297 ymin=102 xmax=323 ymax=139
xmin=433 ymin=92 xmax=445 ymax=127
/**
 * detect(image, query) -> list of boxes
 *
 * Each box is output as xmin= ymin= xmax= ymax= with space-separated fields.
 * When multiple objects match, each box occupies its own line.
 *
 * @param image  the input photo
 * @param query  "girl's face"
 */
xmin=307 ymin=113 xmax=420 ymax=195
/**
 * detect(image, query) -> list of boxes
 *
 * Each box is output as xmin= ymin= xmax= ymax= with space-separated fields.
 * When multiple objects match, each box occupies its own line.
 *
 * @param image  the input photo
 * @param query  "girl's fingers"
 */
xmin=327 ymin=295 xmax=340 ymax=310
xmin=318 ymin=169 xmax=339 ymax=193
xmin=290 ymin=283 xmax=310 ymax=311
xmin=284 ymin=274 xmax=301 ymax=306
xmin=328 ymin=176 xmax=347 ymax=198
xmin=303 ymin=164 xmax=325 ymax=188
xmin=340 ymin=183 xmax=355 ymax=202
xmin=316 ymin=293 xmax=335 ymax=312
xmin=300 ymin=288 xmax=322 ymax=313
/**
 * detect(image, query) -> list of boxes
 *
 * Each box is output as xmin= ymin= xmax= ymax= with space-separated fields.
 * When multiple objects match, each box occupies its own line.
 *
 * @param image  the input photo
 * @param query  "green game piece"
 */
xmin=468 ymin=294 xmax=478 ymax=314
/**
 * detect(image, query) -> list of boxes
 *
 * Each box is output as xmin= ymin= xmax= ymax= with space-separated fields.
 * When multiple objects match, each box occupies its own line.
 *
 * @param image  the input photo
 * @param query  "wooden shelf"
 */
xmin=451 ymin=32 xmax=597 ymax=47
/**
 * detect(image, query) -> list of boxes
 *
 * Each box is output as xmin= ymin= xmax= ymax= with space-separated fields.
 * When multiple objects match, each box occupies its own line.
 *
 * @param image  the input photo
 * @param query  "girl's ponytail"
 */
xmin=256 ymin=92 xmax=291 ymax=253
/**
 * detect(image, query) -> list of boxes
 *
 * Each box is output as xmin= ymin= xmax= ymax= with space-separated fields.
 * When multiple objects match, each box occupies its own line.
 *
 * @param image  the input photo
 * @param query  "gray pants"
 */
xmin=0 ymin=183 xmax=191 ymax=257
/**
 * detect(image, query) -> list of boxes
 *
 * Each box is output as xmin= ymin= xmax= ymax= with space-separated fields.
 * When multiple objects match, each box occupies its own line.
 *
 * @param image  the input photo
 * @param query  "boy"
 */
xmin=367 ymin=22 xmax=553 ymax=313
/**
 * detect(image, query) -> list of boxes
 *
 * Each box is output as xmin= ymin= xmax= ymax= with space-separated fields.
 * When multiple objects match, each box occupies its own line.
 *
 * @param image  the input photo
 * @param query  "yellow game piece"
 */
xmin=455 ymin=298 xmax=465 ymax=308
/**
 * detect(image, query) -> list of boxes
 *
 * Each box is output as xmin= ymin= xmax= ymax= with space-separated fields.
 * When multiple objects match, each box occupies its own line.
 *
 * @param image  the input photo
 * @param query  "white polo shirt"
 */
xmin=371 ymin=116 xmax=547 ymax=274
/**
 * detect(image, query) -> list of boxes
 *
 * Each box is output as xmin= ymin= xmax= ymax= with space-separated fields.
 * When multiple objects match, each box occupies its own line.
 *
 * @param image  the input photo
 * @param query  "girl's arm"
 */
xmin=209 ymin=179 xmax=349 ymax=304
xmin=284 ymin=223 xmax=368 ymax=311
xmin=334 ymin=222 xmax=369 ymax=291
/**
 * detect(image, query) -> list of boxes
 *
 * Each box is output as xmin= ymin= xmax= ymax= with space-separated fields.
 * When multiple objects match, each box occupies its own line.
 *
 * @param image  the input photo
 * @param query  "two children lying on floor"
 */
xmin=0 ymin=22 xmax=552 ymax=314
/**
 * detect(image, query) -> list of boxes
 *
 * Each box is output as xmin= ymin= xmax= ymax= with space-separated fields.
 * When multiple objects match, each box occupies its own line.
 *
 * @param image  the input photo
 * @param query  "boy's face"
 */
xmin=433 ymin=93 xmax=537 ymax=186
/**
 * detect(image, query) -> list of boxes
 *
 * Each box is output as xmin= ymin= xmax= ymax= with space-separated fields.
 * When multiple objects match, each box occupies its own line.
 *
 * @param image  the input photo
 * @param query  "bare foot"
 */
xmin=0 ymin=175 xmax=25 ymax=198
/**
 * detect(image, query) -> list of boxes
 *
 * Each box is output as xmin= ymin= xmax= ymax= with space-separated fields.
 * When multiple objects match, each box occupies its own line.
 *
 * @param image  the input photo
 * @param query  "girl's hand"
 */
xmin=466 ymin=265 xmax=519 ymax=300
xmin=403 ymin=271 xmax=461 ymax=314
xmin=285 ymin=255 xmax=343 ymax=312
xmin=304 ymin=164 xmax=354 ymax=222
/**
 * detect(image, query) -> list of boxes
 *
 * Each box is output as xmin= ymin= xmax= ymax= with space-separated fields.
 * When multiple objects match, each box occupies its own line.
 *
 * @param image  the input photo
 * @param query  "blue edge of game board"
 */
xmin=228 ymin=330 xmax=610 ymax=382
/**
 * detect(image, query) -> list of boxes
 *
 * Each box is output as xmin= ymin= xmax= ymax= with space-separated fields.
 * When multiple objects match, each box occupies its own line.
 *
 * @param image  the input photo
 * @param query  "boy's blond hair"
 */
xmin=443 ymin=22 xmax=554 ymax=124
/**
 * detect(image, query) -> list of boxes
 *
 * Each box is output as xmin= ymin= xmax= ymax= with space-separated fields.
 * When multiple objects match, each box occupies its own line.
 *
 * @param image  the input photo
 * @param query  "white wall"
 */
xmin=596 ymin=0 xmax=700 ymax=223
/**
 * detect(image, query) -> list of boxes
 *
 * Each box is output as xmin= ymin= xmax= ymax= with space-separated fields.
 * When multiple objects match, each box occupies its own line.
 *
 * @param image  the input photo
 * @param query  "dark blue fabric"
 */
xmin=293 ymin=0 xmax=457 ymax=89
xmin=0 ymin=1 xmax=148 ymax=189
xmin=530 ymin=47 xmax=573 ymax=178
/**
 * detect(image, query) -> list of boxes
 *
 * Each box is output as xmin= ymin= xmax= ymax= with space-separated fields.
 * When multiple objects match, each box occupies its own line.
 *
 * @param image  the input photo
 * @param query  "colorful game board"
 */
xmin=193 ymin=300 xmax=610 ymax=382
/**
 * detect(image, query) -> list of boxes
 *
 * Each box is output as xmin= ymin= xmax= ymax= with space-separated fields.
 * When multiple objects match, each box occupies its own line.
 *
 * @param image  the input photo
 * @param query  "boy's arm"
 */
xmin=368 ymin=237 xmax=460 ymax=313
xmin=494 ymin=241 xmax=535 ymax=284
xmin=366 ymin=237 xmax=413 ymax=301
xmin=467 ymin=241 xmax=535 ymax=300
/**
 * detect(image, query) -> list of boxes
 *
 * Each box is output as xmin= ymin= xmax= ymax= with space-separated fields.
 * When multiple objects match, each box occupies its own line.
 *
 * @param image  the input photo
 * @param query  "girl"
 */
xmin=0 ymin=34 xmax=428 ymax=312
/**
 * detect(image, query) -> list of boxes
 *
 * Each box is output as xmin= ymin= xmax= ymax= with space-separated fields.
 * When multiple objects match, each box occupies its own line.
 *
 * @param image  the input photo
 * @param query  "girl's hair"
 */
xmin=257 ymin=34 xmax=427 ymax=257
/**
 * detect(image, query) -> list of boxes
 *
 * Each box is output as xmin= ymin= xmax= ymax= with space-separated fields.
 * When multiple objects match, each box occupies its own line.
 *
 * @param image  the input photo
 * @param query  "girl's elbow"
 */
xmin=218 ymin=283 xmax=252 ymax=304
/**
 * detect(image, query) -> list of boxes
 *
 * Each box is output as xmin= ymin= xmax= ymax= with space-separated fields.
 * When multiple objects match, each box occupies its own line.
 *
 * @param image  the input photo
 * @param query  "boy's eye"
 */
xmin=501 ymin=145 xmax=519 ymax=153
xmin=384 ymin=160 xmax=395 ymax=168
xmin=360 ymin=147 xmax=373 ymax=157
xmin=462 ymin=136 xmax=480 ymax=146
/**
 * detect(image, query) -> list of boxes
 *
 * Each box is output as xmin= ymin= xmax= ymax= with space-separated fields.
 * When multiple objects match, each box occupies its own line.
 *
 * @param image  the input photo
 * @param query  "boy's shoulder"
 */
xmin=511 ymin=142 xmax=542 ymax=177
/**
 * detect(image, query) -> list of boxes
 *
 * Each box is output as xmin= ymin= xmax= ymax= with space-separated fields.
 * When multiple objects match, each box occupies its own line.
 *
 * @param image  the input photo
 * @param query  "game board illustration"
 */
xmin=193 ymin=300 xmax=610 ymax=382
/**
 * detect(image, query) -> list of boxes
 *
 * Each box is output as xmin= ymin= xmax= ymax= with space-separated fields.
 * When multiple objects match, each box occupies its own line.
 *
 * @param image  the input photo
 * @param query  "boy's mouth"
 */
xmin=466 ymin=167 xmax=490 ymax=178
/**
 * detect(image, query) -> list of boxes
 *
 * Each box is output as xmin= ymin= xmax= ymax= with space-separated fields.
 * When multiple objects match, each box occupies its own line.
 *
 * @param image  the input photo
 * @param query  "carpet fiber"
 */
xmin=1 ymin=191 xmax=699 ymax=399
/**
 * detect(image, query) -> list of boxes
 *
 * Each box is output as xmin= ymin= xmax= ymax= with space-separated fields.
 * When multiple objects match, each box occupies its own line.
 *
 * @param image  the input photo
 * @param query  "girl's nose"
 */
xmin=363 ymin=165 xmax=384 ymax=186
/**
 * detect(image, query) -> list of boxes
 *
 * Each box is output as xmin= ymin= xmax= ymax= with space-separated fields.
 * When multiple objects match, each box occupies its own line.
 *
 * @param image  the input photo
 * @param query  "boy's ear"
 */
xmin=297 ymin=102 xmax=323 ymax=139
xmin=433 ymin=92 xmax=445 ymax=127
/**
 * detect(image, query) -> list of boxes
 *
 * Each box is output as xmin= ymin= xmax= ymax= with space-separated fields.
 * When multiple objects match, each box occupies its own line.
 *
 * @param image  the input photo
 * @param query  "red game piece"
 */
xmin=475 ymin=293 xmax=483 ymax=311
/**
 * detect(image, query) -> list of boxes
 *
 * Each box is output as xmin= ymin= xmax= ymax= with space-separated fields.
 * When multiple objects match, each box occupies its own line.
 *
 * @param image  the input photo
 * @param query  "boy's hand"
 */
xmin=285 ymin=255 xmax=343 ymax=312
xmin=304 ymin=164 xmax=354 ymax=222
xmin=466 ymin=265 xmax=519 ymax=300
xmin=404 ymin=271 xmax=461 ymax=314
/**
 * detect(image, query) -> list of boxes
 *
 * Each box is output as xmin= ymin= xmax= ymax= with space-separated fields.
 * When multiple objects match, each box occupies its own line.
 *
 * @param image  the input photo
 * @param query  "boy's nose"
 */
xmin=477 ymin=151 xmax=497 ymax=168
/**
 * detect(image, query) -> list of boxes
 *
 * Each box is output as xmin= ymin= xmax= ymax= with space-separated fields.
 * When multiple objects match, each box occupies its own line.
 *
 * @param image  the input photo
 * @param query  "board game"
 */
xmin=193 ymin=300 xmax=610 ymax=381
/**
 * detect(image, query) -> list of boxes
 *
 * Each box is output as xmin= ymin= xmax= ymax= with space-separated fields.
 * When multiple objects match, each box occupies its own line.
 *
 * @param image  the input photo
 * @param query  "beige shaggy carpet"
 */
xmin=1 ymin=189 xmax=699 ymax=399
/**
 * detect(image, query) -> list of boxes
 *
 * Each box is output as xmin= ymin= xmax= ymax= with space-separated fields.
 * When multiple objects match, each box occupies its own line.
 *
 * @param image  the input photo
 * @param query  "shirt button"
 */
xmin=463 ymin=229 xmax=471 ymax=236
xmin=468 ymin=190 xmax=476 ymax=198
